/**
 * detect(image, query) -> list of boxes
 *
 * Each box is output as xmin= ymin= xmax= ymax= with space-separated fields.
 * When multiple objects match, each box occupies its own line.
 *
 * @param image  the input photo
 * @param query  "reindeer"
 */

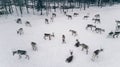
xmin=83 ymin=15 xmax=89 ymax=19
xmin=73 ymin=13 xmax=79 ymax=16
xmin=62 ymin=35 xmax=66 ymax=43
xmin=116 ymin=25 xmax=120 ymax=30
xmin=92 ymin=18 xmax=101 ymax=23
xmin=74 ymin=39 xmax=80 ymax=47
xmin=115 ymin=20 xmax=120 ymax=26
xmin=17 ymin=28 xmax=24 ymax=35
xmin=52 ymin=13 xmax=56 ymax=17
xmin=50 ymin=17 xmax=54 ymax=22
xmin=69 ymin=29 xmax=77 ymax=36
xmin=66 ymin=15 xmax=72 ymax=19
xmin=44 ymin=33 xmax=55 ymax=40
xmin=83 ymin=13 xmax=90 ymax=19
xmin=31 ymin=42 xmax=37 ymax=51
xmin=91 ymin=49 xmax=103 ymax=61
xmin=86 ymin=24 xmax=96 ymax=31
xmin=113 ymin=31 xmax=120 ymax=38
xmin=45 ymin=18 xmax=49 ymax=24
xmin=13 ymin=50 xmax=29 ymax=60
xmin=94 ymin=14 xmax=100 ymax=18
xmin=25 ymin=21 xmax=32 ymax=27
xmin=80 ymin=43 xmax=89 ymax=54
xmin=108 ymin=31 xmax=114 ymax=38
xmin=16 ymin=18 xmax=22 ymax=24
xmin=94 ymin=28 xmax=105 ymax=33
xmin=64 ymin=11 xmax=67 ymax=15
xmin=65 ymin=51 xmax=73 ymax=63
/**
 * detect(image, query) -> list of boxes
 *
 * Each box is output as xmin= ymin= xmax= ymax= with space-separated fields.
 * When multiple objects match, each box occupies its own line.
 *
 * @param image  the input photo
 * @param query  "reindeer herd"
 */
xmin=12 ymin=11 xmax=120 ymax=63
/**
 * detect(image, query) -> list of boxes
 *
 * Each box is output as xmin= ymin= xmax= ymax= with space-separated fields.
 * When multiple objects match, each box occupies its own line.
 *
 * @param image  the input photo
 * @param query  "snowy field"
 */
xmin=0 ymin=4 xmax=120 ymax=67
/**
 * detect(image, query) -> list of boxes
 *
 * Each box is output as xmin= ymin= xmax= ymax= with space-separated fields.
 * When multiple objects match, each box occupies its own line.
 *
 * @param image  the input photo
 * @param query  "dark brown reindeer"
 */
xmin=92 ymin=18 xmax=101 ymax=23
xmin=86 ymin=24 xmax=96 ymax=31
xmin=25 ymin=21 xmax=32 ymax=27
xmin=13 ymin=50 xmax=29 ymax=60
xmin=45 ymin=18 xmax=49 ymax=24
xmin=74 ymin=39 xmax=80 ymax=47
xmin=108 ymin=31 xmax=114 ymax=38
xmin=31 ymin=42 xmax=37 ymax=51
xmin=62 ymin=35 xmax=66 ymax=43
xmin=80 ymin=43 xmax=89 ymax=54
xmin=91 ymin=49 xmax=103 ymax=61
xmin=66 ymin=15 xmax=72 ymax=19
xmin=73 ymin=13 xmax=79 ymax=16
xmin=17 ymin=28 xmax=24 ymax=35
xmin=16 ymin=18 xmax=22 ymax=24
xmin=44 ymin=33 xmax=55 ymax=40
xmin=69 ymin=29 xmax=77 ymax=36
xmin=65 ymin=51 xmax=73 ymax=63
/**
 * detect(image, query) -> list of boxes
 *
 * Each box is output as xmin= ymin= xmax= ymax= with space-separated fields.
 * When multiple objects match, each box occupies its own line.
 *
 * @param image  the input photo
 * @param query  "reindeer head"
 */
xmin=13 ymin=51 xmax=17 ymax=56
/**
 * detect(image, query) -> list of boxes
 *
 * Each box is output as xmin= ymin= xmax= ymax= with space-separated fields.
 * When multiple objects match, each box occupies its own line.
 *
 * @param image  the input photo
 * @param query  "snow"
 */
xmin=0 ymin=4 xmax=120 ymax=67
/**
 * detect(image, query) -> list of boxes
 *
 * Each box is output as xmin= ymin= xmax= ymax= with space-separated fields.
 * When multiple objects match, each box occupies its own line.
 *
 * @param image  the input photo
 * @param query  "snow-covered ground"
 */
xmin=0 ymin=5 xmax=120 ymax=67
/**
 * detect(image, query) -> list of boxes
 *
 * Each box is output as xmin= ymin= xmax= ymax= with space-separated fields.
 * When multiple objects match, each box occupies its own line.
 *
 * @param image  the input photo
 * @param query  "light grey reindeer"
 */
xmin=44 ymin=33 xmax=55 ymax=40
xmin=69 ymin=29 xmax=77 ymax=36
xmin=13 ymin=50 xmax=29 ymax=60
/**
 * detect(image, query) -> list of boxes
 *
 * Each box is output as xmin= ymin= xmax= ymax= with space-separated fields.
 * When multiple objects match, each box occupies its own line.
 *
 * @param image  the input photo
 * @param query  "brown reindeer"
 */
xmin=31 ymin=42 xmax=37 ymax=51
xmin=45 ymin=18 xmax=49 ymax=24
xmin=44 ymin=33 xmax=55 ymax=40
xmin=17 ymin=28 xmax=24 ymax=35
xmin=66 ymin=15 xmax=72 ymax=19
xmin=80 ymin=43 xmax=89 ymax=54
xmin=94 ymin=28 xmax=105 ymax=33
xmin=86 ymin=24 xmax=96 ymax=31
xmin=73 ymin=13 xmax=79 ymax=16
xmin=13 ymin=50 xmax=29 ymax=60
xmin=91 ymin=49 xmax=103 ymax=61
xmin=69 ymin=29 xmax=77 ymax=36
xmin=52 ymin=13 xmax=56 ymax=17
xmin=25 ymin=21 xmax=32 ymax=27
xmin=94 ymin=14 xmax=100 ymax=18
xmin=92 ymin=18 xmax=101 ymax=23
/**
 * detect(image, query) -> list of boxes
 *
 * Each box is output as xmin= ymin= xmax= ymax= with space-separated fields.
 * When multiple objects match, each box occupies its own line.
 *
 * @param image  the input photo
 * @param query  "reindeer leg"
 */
xmin=82 ymin=47 xmax=84 ymax=51
xmin=26 ymin=55 xmax=29 ymax=60
xmin=19 ymin=55 xmax=21 ymax=59
xmin=86 ymin=49 xmax=88 ymax=54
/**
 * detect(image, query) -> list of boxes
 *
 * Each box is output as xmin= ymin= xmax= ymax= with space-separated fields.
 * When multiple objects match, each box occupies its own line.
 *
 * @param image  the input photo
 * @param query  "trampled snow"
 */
xmin=0 ymin=5 xmax=120 ymax=67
